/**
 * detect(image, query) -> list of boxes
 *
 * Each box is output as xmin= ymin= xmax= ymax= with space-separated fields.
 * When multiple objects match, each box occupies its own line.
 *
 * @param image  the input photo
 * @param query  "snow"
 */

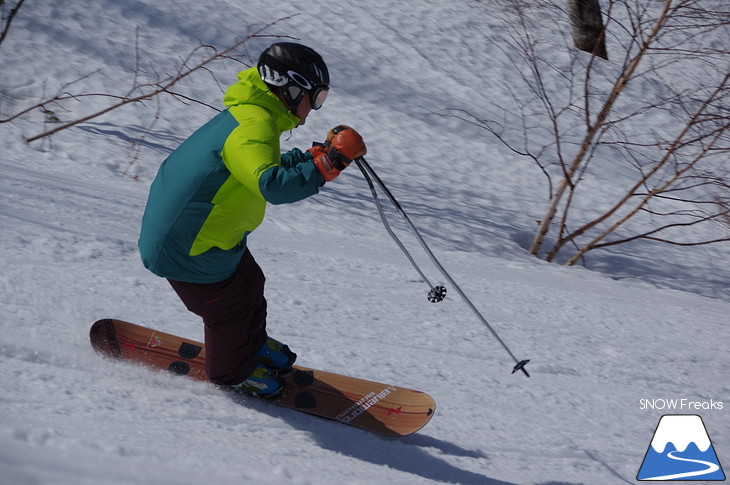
xmin=1 ymin=1 xmax=728 ymax=484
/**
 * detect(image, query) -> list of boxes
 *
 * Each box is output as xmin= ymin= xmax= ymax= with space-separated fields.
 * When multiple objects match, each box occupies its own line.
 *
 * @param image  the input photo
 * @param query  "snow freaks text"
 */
xmin=639 ymin=398 xmax=724 ymax=411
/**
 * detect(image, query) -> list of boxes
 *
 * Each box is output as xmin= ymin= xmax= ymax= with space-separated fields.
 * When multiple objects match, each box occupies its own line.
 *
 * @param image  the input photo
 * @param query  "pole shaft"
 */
xmin=356 ymin=157 xmax=529 ymax=374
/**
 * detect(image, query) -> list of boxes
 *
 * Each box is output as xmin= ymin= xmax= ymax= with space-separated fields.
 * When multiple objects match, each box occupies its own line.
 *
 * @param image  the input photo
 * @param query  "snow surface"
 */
xmin=1 ymin=1 xmax=728 ymax=484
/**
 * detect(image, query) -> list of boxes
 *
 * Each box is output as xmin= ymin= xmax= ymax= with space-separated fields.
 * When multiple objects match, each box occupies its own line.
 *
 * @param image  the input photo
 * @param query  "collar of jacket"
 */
xmin=223 ymin=67 xmax=300 ymax=132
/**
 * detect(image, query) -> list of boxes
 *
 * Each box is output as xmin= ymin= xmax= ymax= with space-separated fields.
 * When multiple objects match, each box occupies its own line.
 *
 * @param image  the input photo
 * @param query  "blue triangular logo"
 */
xmin=637 ymin=414 xmax=725 ymax=481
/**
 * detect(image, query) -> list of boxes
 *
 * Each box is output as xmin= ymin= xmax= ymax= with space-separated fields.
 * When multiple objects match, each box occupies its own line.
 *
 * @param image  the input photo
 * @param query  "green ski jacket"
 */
xmin=138 ymin=67 xmax=325 ymax=283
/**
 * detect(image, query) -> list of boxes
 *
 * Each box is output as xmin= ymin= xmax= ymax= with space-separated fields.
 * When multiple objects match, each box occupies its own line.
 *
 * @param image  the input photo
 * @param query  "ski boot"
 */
xmin=253 ymin=336 xmax=296 ymax=373
xmin=231 ymin=363 xmax=285 ymax=398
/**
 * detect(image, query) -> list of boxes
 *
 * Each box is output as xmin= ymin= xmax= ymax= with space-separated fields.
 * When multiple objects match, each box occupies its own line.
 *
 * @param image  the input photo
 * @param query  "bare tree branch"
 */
xmin=1 ymin=15 xmax=299 ymax=143
xmin=0 ymin=0 xmax=26 ymax=46
xmin=461 ymin=1 xmax=729 ymax=264
xmin=530 ymin=0 xmax=675 ymax=256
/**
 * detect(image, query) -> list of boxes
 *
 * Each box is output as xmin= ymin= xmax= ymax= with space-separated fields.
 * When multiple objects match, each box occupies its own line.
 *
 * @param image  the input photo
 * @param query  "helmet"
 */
xmin=258 ymin=42 xmax=330 ymax=111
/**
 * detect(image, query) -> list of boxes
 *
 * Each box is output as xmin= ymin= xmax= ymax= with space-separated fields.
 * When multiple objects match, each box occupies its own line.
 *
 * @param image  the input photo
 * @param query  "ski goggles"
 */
xmin=310 ymin=85 xmax=329 ymax=110
xmin=286 ymin=83 xmax=329 ymax=110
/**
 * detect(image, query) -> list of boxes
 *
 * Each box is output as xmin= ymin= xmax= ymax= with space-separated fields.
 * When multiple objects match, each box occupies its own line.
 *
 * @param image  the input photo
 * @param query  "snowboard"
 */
xmin=89 ymin=319 xmax=435 ymax=437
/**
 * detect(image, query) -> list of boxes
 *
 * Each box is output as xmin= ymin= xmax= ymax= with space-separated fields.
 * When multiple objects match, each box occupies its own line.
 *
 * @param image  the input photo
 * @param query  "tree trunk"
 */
xmin=567 ymin=0 xmax=608 ymax=60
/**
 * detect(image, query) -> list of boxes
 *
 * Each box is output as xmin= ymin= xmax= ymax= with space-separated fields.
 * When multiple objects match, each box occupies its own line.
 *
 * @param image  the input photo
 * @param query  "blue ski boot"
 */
xmin=232 ymin=364 xmax=284 ymax=398
xmin=253 ymin=337 xmax=296 ymax=372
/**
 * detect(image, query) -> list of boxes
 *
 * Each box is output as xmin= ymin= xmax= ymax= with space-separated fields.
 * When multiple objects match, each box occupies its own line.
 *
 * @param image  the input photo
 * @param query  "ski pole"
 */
xmin=356 ymin=160 xmax=446 ymax=301
xmin=355 ymin=157 xmax=531 ymax=377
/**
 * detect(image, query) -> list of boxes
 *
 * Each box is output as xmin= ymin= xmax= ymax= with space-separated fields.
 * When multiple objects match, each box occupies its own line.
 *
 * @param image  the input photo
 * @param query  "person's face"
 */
xmin=294 ymin=91 xmax=313 ymax=126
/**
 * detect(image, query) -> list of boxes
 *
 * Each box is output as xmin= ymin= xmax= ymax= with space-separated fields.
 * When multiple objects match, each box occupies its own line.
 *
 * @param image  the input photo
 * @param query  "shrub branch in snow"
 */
xmin=448 ymin=0 xmax=729 ymax=264
xmin=0 ymin=15 xmax=298 ymax=166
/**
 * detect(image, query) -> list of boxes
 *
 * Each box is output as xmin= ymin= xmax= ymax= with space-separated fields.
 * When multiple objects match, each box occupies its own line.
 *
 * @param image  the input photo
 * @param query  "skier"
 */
xmin=138 ymin=42 xmax=366 ymax=397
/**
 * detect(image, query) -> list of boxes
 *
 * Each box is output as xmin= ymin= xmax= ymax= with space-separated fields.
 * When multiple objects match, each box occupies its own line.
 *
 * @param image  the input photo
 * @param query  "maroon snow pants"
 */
xmin=167 ymin=250 xmax=268 ymax=386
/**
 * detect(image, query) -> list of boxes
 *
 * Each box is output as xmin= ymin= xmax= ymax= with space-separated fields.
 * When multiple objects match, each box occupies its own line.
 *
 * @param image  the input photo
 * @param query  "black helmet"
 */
xmin=258 ymin=42 xmax=330 ymax=111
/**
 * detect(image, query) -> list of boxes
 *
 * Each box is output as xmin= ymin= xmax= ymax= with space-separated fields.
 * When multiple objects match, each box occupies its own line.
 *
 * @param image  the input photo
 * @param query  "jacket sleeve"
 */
xmin=222 ymin=110 xmax=325 ymax=205
xmin=257 ymin=159 xmax=325 ymax=205
xmin=280 ymin=147 xmax=311 ymax=168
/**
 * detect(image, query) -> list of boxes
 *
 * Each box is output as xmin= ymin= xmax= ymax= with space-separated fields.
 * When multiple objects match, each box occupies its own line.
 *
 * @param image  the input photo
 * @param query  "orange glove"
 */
xmin=309 ymin=145 xmax=340 ymax=182
xmin=310 ymin=125 xmax=366 ymax=182
xmin=326 ymin=125 xmax=366 ymax=160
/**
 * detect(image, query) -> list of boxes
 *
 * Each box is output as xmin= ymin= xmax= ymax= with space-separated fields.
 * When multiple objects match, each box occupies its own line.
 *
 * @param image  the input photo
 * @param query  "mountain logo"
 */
xmin=637 ymin=414 xmax=725 ymax=481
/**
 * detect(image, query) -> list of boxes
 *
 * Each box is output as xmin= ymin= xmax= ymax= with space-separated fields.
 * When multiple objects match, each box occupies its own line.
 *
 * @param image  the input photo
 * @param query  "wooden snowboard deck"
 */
xmin=90 ymin=319 xmax=435 ymax=436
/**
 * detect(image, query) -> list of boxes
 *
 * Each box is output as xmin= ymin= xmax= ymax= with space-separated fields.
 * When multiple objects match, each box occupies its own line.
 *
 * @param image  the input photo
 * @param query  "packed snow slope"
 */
xmin=1 ymin=1 xmax=727 ymax=484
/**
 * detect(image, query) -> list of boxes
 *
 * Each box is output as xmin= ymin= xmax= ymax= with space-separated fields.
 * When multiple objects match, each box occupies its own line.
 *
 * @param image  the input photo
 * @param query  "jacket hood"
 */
xmin=223 ymin=67 xmax=300 ymax=132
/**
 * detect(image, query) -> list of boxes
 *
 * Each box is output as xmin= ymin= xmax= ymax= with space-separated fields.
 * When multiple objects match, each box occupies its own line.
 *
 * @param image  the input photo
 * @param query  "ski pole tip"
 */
xmin=512 ymin=359 xmax=531 ymax=377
